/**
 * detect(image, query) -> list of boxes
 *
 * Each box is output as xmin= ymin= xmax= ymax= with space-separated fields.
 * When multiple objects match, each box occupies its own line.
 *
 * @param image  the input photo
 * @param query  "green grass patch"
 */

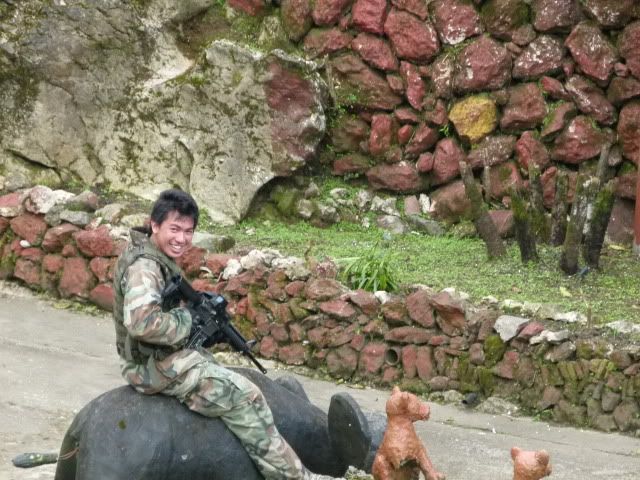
xmin=210 ymin=219 xmax=640 ymax=325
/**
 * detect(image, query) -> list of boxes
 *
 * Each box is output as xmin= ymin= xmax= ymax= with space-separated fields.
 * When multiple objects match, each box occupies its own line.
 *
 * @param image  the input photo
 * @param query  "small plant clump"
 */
xmin=338 ymin=242 xmax=399 ymax=292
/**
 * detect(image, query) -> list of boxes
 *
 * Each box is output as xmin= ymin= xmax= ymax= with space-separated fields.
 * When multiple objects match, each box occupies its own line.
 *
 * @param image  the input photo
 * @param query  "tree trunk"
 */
xmin=550 ymin=170 xmax=569 ymax=246
xmin=511 ymin=189 xmax=538 ymax=263
xmin=580 ymin=143 xmax=614 ymax=268
xmin=560 ymin=169 xmax=596 ymax=275
xmin=527 ymin=161 xmax=549 ymax=243
xmin=481 ymin=165 xmax=492 ymax=203
xmin=582 ymin=180 xmax=615 ymax=269
xmin=635 ymin=165 xmax=640 ymax=257
xmin=459 ymin=161 xmax=506 ymax=259
xmin=582 ymin=142 xmax=612 ymax=237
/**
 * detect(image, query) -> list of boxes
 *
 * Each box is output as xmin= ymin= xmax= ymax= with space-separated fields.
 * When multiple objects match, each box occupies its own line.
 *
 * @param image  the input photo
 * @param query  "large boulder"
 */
xmin=0 ymin=2 xmax=327 ymax=225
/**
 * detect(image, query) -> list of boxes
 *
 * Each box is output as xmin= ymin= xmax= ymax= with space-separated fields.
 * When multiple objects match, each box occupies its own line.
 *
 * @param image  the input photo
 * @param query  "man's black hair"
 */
xmin=150 ymin=189 xmax=199 ymax=229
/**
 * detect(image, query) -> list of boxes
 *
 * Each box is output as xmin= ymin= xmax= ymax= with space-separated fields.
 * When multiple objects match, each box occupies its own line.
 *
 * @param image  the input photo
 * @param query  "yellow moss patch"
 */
xmin=448 ymin=95 xmax=497 ymax=143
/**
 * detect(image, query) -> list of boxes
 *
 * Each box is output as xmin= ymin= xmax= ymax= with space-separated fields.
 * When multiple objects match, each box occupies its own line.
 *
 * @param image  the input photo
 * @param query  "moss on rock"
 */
xmin=483 ymin=334 xmax=507 ymax=367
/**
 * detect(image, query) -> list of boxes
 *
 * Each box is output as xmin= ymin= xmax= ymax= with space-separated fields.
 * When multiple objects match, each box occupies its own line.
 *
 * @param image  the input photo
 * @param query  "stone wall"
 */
xmin=1 ymin=186 xmax=638 ymax=434
xmin=235 ymin=0 xmax=639 ymax=240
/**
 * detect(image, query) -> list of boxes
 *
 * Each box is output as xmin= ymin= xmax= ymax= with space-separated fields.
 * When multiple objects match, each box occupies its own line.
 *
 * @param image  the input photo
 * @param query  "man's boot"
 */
xmin=327 ymin=393 xmax=386 ymax=472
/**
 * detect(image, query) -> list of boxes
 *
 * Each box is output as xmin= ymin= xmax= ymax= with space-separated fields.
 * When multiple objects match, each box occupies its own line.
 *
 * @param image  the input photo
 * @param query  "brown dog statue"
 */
xmin=511 ymin=447 xmax=552 ymax=480
xmin=372 ymin=386 xmax=445 ymax=480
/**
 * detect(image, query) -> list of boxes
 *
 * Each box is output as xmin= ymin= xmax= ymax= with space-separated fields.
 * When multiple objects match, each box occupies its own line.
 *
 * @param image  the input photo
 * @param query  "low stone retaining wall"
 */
xmin=0 ymin=187 xmax=638 ymax=435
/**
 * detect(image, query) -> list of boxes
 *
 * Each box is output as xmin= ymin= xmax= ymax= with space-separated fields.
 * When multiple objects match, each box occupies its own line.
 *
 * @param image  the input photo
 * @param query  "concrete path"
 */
xmin=0 ymin=283 xmax=638 ymax=480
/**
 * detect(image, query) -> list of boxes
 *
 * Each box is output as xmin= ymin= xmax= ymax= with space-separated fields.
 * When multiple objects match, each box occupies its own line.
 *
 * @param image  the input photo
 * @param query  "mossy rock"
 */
xmin=270 ymin=186 xmax=301 ymax=218
xmin=476 ymin=366 xmax=496 ymax=396
xmin=0 ymin=251 xmax=16 ymax=280
xmin=398 ymin=378 xmax=430 ymax=396
xmin=483 ymin=334 xmax=507 ymax=367
xmin=481 ymin=0 xmax=530 ymax=34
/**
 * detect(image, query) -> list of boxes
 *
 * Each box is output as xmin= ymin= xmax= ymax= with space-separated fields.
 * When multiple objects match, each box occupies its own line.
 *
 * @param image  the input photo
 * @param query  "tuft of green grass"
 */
xmin=338 ymin=242 xmax=399 ymax=292
xmin=210 ymin=220 xmax=640 ymax=325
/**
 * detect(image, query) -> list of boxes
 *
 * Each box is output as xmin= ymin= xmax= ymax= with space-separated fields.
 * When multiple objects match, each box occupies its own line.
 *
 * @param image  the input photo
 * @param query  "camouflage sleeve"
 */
xmin=121 ymin=257 xmax=192 ymax=346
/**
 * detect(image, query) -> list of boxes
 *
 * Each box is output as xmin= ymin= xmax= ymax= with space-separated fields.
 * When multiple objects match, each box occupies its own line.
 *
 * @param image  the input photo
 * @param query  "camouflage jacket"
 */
xmin=113 ymin=230 xmax=205 ymax=394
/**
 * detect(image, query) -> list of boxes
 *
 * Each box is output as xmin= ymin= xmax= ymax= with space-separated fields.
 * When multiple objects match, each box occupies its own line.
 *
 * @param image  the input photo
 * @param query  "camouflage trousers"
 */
xmin=164 ymin=359 xmax=306 ymax=480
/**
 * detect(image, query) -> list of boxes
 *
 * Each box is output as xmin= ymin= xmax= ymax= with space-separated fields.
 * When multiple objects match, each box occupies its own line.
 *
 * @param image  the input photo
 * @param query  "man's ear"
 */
xmin=150 ymin=221 xmax=159 ymax=234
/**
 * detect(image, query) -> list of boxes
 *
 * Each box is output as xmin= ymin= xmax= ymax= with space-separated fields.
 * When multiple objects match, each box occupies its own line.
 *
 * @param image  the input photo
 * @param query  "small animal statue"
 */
xmin=372 ymin=386 xmax=446 ymax=480
xmin=511 ymin=447 xmax=552 ymax=480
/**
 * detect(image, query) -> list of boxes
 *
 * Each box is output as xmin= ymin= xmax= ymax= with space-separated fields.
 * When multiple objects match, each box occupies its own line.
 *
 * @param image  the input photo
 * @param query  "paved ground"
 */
xmin=0 ymin=282 xmax=639 ymax=480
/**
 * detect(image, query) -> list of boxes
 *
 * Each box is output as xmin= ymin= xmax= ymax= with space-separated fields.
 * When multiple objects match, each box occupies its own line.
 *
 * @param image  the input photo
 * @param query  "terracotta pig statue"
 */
xmin=511 ymin=447 xmax=552 ymax=480
xmin=372 ymin=386 xmax=445 ymax=480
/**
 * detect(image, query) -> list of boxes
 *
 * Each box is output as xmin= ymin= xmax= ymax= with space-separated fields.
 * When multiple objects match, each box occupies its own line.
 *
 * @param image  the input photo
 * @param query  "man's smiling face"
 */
xmin=150 ymin=210 xmax=195 ymax=259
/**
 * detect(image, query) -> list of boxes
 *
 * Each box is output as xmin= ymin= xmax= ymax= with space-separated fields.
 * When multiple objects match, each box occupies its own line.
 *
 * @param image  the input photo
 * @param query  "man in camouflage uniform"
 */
xmin=113 ymin=189 xmax=330 ymax=480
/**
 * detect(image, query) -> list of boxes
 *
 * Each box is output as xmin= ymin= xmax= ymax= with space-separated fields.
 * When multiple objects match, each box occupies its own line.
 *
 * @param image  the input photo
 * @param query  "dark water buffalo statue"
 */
xmin=48 ymin=368 xmax=384 ymax=480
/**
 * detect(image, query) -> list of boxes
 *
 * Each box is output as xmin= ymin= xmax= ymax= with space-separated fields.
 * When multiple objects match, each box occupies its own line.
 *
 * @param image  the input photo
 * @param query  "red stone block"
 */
xmin=270 ymin=324 xmax=289 ymax=343
xmin=0 ymin=191 xmax=25 ymax=217
xmin=42 ymin=223 xmax=80 ymax=253
xmin=284 ymin=280 xmax=306 ymax=297
xmin=401 ymin=345 xmax=417 ymax=378
xmin=352 ymin=33 xmax=398 ymax=71
xmin=260 ymin=336 xmax=278 ymax=359
xmin=384 ymin=8 xmax=440 ymax=62
xmin=228 ymin=0 xmax=265 ymax=16
xmin=385 ymin=326 xmax=432 ymax=344
xmin=74 ymin=225 xmax=117 ymax=258
xmin=348 ymin=289 xmax=379 ymax=316
xmin=351 ymin=0 xmax=387 ymax=34
xmin=304 ymin=278 xmax=344 ymax=300
xmin=10 ymin=213 xmax=48 ymax=245
xmin=367 ymin=162 xmax=426 ymax=193
xmin=19 ymin=247 xmax=44 ymax=262
xmin=176 ymin=246 xmax=206 ymax=277
xmin=90 ymin=283 xmax=115 ymax=312
xmin=326 ymin=344 xmax=359 ymax=378
xmin=89 ymin=257 xmax=115 ymax=283
xmin=42 ymin=254 xmax=64 ymax=274
xmin=204 ymin=253 xmax=235 ymax=276
xmin=289 ymin=323 xmax=305 ymax=343
xmin=415 ymin=346 xmax=434 ymax=381
xmin=319 ymin=299 xmax=357 ymax=320
xmin=358 ymin=342 xmax=386 ymax=377
xmin=59 ymin=257 xmax=96 ymax=299
xmin=61 ymin=244 xmax=79 ymax=257
xmin=278 ymin=343 xmax=307 ymax=365
xmin=350 ymin=333 xmax=366 ymax=351
xmin=14 ymin=258 xmax=41 ymax=286
xmin=312 ymin=0 xmax=351 ymax=26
